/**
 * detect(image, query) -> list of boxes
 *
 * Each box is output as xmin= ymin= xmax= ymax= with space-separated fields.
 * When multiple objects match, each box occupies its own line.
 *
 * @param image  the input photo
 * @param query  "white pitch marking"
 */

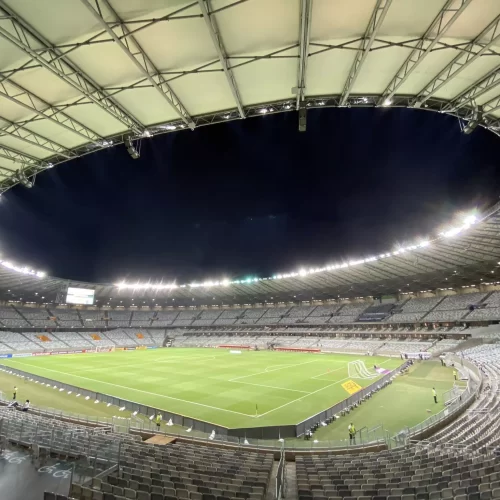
xmin=77 ymin=355 xmax=218 ymax=373
xmin=7 ymin=360 xmax=255 ymax=418
xmin=256 ymin=358 xmax=394 ymax=418
xmin=255 ymin=376 xmax=353 ymax=418
xmin=229 ymin=359 xmax=319 ymax=382
xmin=230 ymin=380 xmax=310 ymax=394
xmin=311 ymin=365 xmax=346 ymax=380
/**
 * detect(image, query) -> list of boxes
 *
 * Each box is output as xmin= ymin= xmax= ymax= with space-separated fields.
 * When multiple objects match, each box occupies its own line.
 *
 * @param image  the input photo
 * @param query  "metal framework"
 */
xmin=79 ymin=0 xmax=195 ymax=129
xmin=0 ymin=0 xmax=499 ymax=194
xmin=412 ymin=15 xmax=500 ymax=107
xmin=0 ymin=1 xmax=143 ymax=133
xmin=340 ymin=0 xmax=392 ymax=106
xmin=296 ymin=0 xmax=313 ymax=110
xmin=377 ymin=0 xmax=473 ymax=106
xmin=198 ymin=0 xmax=245 ymax=119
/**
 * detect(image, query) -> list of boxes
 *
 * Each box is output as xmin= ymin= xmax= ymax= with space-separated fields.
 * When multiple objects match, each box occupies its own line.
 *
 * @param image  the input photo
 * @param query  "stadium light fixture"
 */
xmin=462 ymin=106 xmax=483 ymax=135
xmin=15 ymin=169 xmax=34 ymax=189
xmin=125 ymin=136 xmax=140 ymax=160
xmin=383 ymin=98 xmax=392 ymax=107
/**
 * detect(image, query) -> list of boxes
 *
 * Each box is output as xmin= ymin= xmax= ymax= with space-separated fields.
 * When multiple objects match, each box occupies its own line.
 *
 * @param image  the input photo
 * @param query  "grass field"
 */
xmin=0 ymin=349 xmax=455 ymax=434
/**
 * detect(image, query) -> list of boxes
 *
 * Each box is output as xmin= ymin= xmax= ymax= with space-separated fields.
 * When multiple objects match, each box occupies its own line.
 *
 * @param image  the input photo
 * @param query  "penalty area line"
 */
xmin=230 ymin=380 xmax=310 ymax=394
xmin=7 ymin=360 xmax=256 ymax=418
xmin=229 ymin=359 xmax=318 ymax=382
xmin=256 ymin=359 xmax=394 ymax=418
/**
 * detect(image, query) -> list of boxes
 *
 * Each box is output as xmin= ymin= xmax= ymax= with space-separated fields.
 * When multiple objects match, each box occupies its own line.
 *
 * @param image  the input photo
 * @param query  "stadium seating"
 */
xmin=0 ymin=306 xmax=31 ymax=327
xmin=68 ymin=439 xmax=273 ymax=500
xmin=52 ymin=331 xmax=93 ymax=348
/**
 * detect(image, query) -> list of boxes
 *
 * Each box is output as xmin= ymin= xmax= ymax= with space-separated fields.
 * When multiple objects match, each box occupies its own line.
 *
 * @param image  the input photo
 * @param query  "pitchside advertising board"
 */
xmin=66 ymin=287 xmax=95 ymax=305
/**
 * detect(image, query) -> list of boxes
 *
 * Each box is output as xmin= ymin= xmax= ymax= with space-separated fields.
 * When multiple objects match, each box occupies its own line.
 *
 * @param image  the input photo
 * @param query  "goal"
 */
xmin=94 ymin=346 xmax=115 ymax=353
xmin=348 ymin=360 xmax=378 ymax=380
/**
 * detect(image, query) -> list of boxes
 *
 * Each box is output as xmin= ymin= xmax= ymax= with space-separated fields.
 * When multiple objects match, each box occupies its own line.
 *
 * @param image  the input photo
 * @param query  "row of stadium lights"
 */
xmin=113 ymin=214 xmax=478 ymax=291
xmin=0 ymin=213 xmax=478 ymax=287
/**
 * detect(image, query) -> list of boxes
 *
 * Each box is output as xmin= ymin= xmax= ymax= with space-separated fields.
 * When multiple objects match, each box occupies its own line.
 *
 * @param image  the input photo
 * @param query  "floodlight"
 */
xmin=14 ymin=169 xmax=34 ymax=188
xmin=462 ymin=106 xmax=483 ymax=135
xmin=464 ymin=214 xmax=477 ymax=225
xmin=383 ymin=98 xmax=392 ymax=107
xmin=124 ymin=135 xmax=140 ymax=159
xmin=299 ymin=107 xmax=307 ymax=132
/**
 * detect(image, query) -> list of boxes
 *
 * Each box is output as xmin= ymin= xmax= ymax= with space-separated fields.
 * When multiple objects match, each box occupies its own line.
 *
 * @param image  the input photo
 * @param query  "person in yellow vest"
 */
xmin=13 ymin=386 xmax=17 ymax=400
xmin=348 ymin=423 xmax=356 ymax=444
xmin=453 ymin=370 xmax=457 ymax=381
xmin=155 ymin=413 xmax=162 ymax=430
xmin=432 ymin=387 xmax=437 ymax=404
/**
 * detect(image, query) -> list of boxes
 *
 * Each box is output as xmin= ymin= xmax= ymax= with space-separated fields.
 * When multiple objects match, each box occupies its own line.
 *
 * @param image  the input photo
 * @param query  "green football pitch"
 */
xmin=2 ymin=348 xmax=408 ymax=428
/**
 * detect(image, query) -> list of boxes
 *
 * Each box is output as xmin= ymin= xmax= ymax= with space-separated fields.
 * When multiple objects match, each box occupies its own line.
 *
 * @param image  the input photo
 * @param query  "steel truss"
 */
xmin=412 ymin=15 xmax=500 ymax=107
xmin=79 ymin=0 xmax=195 ymax=129
xmin=340 ymin=0 xmax=392 ymax=106
xmin=378 ymin=0 xmax=473 ymax=106
xmin=0 ymin=1 xmax=500 ymax=194
xmin=198 ymin=0 xmax=245 ymax=119
xmin=296 ymin=0 xmax=313 ymax=110
xmin=0 ymin=1 xmax=143 ymax=134
xmin=1 ymin=93 xmax=499 ymax=193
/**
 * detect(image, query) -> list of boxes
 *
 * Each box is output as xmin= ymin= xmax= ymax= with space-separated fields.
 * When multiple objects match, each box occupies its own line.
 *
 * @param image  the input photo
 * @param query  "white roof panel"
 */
xmin=0 ymin=0 xmax=498 ymax=192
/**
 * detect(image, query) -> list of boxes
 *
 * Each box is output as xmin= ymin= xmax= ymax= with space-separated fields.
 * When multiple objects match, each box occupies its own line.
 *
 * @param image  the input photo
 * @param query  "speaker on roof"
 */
xmin=298 ymin=107 xmax=307 ymax=132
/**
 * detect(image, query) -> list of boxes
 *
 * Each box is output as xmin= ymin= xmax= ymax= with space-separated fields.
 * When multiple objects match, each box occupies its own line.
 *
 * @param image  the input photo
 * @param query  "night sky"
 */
xmin=0 ymin=107 xmax=499 ymax=284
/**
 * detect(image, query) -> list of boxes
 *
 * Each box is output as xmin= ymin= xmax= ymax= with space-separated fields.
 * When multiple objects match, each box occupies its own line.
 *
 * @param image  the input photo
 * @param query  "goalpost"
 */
xmin=94 ymin=346 xmax=115 ymax=353
xmin=348 ymin=360 xmax=379 ymax=380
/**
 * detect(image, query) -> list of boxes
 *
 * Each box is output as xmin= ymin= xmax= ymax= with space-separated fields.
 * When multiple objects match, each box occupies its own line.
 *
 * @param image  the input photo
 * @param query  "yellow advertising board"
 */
xmin=341 ymin=380 xmax=362 ymax=395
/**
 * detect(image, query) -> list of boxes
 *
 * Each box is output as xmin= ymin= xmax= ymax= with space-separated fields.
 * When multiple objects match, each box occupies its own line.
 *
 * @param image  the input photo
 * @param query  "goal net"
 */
xmin=348 ymin=360 xmax=378 ymax=380
xmin=94 ymin=346 xmax=115 ymax=353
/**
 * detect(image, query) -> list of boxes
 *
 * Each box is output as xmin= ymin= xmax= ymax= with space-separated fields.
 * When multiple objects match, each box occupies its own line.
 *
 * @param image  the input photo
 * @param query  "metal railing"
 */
xmin=276 ymin=441 xmax=285 ymax=500
xmin=0 ymin=357 xmax=483 ymax=453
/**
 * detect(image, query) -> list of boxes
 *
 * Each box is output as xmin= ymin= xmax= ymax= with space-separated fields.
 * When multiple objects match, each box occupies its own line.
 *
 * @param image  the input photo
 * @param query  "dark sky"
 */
xmin=0 ymin=107 xmax=499 ymax=284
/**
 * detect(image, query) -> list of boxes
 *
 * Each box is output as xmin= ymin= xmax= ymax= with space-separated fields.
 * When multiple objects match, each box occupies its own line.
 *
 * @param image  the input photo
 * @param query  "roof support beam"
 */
xmin=0 ymin=80 xmax=103 ymax=146
xmin=412 ymin=15 xmax=500 ymax=107
xmin=0 ymin=144 xmax=44 ymax=170
xmin=0 ymin=1 xmax=144 ymax=134
xmin=296 ymin=0 xmax=313 ymax=110
xmin=340 ymin=0 xmax=392 ymax=106
xmin=0 ymin=117 xmax=75 ymax=159
xmin=197 ymin=0 xmax=245 ymax=118
xmin=378 ymin=0 xmax=473 ymax=106
xmin=79 ymin=0 xmax=195 ymax=129
xmin=445 ymin=65 xmax=500 ymax=112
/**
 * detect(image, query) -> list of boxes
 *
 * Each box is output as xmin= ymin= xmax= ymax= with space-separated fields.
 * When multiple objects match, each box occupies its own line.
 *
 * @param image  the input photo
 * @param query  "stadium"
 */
xmin=0 ymin=1 xmax=500 ymax=500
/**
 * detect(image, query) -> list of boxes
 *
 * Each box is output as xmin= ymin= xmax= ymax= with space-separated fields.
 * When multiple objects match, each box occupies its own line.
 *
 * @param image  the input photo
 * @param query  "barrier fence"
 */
xmin=276 ymin=442 xmax=285 ymax=500
xmin=295 ymin=361 xmax=410 ymax=437
xmin=0 ymin=361 xmax=408 ymax=441
xmin=0 ymin=356 xmax=481 ymax=450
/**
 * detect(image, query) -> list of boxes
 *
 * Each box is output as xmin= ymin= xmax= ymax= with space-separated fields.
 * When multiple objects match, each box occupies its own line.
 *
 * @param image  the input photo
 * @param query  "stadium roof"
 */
xmin=1 ymin=0 xmax=500 ymax=193
xmin=2 ymin=202 xmax=500 ymax=306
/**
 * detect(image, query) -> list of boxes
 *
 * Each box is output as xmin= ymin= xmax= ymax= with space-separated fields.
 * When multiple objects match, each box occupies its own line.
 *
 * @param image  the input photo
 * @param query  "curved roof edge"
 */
xmin=2 ymin=199 xmax=500 ymax=305
xmin=1 ymin=95 xmax=498 ymax=195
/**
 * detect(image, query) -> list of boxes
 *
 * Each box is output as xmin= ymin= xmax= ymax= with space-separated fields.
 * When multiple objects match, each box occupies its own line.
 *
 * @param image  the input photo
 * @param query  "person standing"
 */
xmin=432 ymin=387 xmax=437 ymax=404
xmin=348 ymin=423 xmax=356 ymax=444
xmin=13 ymin=386 xmax=17 ymax=400
xmin=453 ymin=370 xmax=457 ymax=381
xmin=155 ymin=413 xmax=162 ymax=430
